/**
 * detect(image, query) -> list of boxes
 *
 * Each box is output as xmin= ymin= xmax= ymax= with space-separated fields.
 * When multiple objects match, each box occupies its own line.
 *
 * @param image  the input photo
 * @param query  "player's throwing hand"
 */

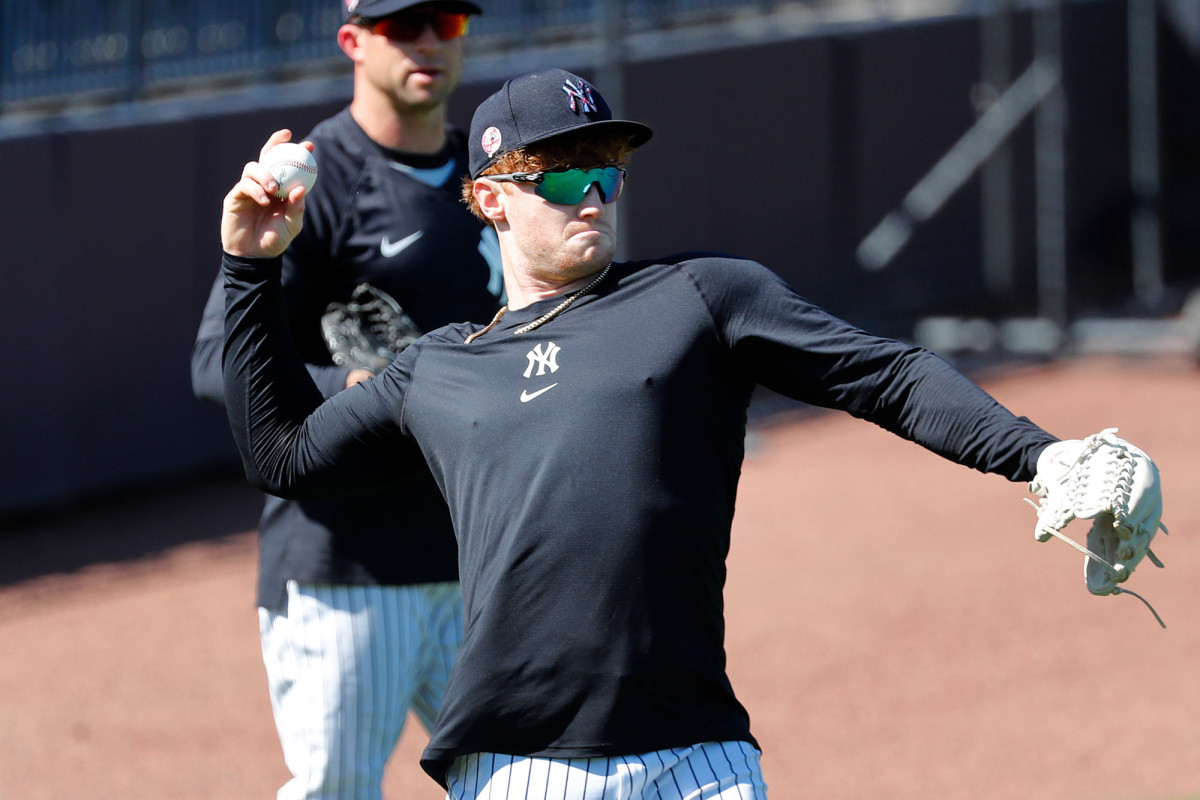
xmin=221 ymin=129 xmax=311 ymax=259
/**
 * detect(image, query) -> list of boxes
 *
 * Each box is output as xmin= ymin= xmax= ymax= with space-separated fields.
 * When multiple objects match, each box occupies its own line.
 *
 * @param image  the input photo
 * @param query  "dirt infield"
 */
xmin=1 ymin=354 xmax=1197 ymax=799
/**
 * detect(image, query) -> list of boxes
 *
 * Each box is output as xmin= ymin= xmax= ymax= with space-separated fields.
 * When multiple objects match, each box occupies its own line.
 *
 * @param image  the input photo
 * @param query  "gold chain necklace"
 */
xmin=465 ymin=264 xmax=611 ymax=344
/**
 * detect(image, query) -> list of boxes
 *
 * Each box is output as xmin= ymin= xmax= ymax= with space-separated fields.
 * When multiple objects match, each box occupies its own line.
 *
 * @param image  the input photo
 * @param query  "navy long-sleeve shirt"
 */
xmin=222 ymin=251 xmax=1057 ymax=784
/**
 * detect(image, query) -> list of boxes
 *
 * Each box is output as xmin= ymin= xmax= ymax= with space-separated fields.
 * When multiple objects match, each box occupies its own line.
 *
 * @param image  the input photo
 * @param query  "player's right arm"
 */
xmin=193 ymin=130 xmax=307 ymax=410
xmin=192 ymin=269 xmax=362 ymax=407
xmin=221 ymin=252 xmax=425 ymax=498
xmin=195 ymin=128 xmax=356 ymax=407
xmin=195 ymin=130 xmax=309 ymax=408
xmin=219 ymin=133 xmax=425 ymax=498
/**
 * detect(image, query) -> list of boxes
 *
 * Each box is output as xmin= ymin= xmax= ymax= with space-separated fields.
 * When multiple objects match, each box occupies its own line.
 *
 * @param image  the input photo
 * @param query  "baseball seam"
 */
xmin=272 ymin=160 xmax=317 ymax=174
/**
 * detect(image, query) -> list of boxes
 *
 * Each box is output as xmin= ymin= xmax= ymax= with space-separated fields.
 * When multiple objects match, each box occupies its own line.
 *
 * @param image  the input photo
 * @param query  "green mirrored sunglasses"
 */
xmin=486 ymin=166 xmax=627 ymax=205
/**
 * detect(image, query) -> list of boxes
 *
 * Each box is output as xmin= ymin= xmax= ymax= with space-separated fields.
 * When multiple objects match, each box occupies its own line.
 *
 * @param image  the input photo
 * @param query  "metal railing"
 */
xmin=0 ymin=1 xmax=750 ymax=105
xmin=2 ymin=1 xmax=966 ymax=109
xmin=4 ymin=0 xmax=346 ymax=105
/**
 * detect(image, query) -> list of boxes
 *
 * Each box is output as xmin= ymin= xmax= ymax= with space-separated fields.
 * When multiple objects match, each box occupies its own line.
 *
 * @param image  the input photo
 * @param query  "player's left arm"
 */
xmin=703 ymin=257 xmax=1167 ymax=607
xmin=696 ymin=257 xmax=1054 ymax=479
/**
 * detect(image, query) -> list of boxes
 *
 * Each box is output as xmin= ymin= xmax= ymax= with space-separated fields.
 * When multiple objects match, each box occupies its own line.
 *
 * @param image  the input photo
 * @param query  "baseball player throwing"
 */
xmin=215 ymin=69 xmax=1165 ymax=797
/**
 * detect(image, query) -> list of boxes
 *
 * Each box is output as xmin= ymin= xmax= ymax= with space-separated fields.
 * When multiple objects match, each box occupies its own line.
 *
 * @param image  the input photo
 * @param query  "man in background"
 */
xmin=191 ymin=2 xmax=501 ymax=798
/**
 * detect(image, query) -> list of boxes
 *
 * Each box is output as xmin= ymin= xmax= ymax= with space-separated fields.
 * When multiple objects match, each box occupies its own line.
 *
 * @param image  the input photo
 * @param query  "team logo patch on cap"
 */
xmin=562 ymin=79 xmax=597 ymax=115
xmin=345 ymin=0 xmax=359 ymax=12
xmin=481 ymin=126 xmax=502 ymax=157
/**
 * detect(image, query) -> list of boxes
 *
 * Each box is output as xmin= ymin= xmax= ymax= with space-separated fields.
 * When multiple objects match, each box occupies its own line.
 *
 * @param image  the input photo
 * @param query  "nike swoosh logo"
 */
xmin=520 ymin=383 xmax=558 ymax=403
xmin=380 ymin=230 xmax=424 ymax=257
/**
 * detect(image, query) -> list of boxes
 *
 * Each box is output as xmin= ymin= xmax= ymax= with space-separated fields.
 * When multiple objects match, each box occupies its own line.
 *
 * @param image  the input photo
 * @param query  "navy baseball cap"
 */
xmin=342 ymin=0 xmax=481 ymax=22
xmin=468 ymin=69 xmax=653 ymax=178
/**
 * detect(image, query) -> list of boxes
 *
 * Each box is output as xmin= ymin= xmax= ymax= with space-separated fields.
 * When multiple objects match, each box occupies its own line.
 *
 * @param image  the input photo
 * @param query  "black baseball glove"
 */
xmin=320 ymin=283 xmax=422 ymax=373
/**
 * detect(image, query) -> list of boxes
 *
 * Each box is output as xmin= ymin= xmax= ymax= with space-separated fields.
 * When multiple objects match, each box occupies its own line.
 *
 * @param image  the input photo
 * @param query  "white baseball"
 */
xmin=262 ymin=142 xmax=318 ymax=200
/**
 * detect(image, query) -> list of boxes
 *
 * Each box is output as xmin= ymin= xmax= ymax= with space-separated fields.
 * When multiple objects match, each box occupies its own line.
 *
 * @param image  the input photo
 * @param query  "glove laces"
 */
xmin=1022 ymin=518 xmax=1167 ymax=627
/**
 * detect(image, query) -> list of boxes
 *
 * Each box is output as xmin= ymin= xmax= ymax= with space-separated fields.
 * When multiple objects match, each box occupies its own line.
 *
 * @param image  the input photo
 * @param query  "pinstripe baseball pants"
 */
xmin=259 ymin=580 xmax=463 ymax=800
xmin=445 ymin=741 xmax=768 ymax=799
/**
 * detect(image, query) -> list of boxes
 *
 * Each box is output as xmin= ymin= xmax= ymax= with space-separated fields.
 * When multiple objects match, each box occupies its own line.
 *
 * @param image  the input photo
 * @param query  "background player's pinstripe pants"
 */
xmin=445 ymin=741 xmax=768 ymax=799
xmin=259 ymin=580 xmax=463 ymax=800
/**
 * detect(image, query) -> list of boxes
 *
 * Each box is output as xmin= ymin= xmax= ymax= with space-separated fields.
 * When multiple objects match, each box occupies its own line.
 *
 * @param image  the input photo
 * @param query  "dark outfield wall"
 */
xmin=1 ymin=0 xmax=1197 ymax=515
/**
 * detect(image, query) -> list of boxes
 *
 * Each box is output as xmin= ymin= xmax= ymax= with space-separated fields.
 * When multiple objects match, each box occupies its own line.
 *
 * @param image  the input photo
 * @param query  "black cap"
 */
xmin=342 ymin=0 xmax=481 ymax=23
xmin=468 ymin=69 xmax=653 ymax=178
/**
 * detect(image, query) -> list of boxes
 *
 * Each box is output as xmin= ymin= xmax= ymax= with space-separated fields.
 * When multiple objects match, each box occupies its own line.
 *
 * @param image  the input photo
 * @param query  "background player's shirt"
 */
xmin=221 ymin=252 xmax=1058 ymax=783
xmin=194 ymin=109 xmax=502 ymax=608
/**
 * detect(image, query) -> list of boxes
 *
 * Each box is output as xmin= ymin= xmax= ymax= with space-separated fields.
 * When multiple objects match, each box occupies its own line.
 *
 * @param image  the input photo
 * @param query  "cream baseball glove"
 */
xmin=1027 ymin=428 xmax=1167 ymax=623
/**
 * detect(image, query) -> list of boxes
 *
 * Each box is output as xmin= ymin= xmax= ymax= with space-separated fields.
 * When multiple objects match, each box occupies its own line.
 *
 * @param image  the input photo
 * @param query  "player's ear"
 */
xmin=474 ymin=179 xmax=507 ymax=223
xmin=337 ymin=24 xmax=366 ymax=63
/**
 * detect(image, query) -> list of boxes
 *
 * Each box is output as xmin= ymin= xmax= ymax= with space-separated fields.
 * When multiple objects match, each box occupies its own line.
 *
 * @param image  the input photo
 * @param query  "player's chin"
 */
xmin=401 ymin=74 xmax=453 ymax=106
xmin=570 ymin=233 xmax=614 ymax=266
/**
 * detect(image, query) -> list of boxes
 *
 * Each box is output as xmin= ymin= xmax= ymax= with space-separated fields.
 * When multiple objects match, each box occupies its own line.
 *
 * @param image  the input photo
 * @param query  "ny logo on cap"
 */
xmin=562 ymin=79 xmax=597 ymax=115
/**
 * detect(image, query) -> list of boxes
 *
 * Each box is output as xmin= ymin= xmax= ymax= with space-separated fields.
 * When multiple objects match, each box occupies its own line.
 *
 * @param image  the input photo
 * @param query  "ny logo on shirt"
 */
xmin=524 ymin=342 xmax=561 ymax=378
